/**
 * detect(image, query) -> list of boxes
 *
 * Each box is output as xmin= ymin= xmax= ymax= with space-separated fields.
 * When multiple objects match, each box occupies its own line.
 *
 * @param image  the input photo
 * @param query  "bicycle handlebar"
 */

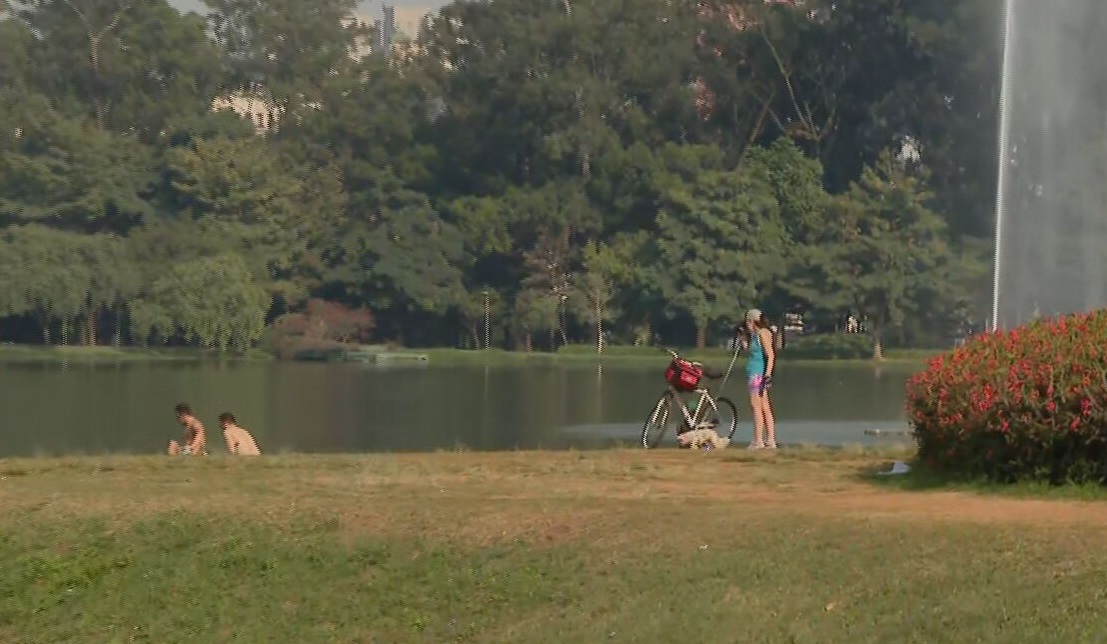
xmin=662 ymin=347 xmax=705 ymax=367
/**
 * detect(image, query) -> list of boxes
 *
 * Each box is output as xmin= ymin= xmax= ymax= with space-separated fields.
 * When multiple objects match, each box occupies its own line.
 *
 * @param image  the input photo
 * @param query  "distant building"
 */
xmin=209 ymin=4 xmax=436 ymax=133
xmin=382 ymin=4 xmax=396 ymax=51
xmin=211 ymin=83 xmax=282 ymax=133
xmin=345 ymin=11 xmax=376 ymax=59
xmin=369 ymin=5 xmax=433 ymax=59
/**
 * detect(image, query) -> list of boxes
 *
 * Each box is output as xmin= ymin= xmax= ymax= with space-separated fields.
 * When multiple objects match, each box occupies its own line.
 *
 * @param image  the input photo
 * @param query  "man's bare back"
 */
xmin=220 ymin=412 xmax=261 ymax=455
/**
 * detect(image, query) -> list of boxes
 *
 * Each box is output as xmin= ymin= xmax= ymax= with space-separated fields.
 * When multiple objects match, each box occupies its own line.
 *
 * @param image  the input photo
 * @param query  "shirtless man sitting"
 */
xmin=169 ymin=403 xmax=207 ymax=456
xmin=220 ymin=412 xmax=261 ymax=456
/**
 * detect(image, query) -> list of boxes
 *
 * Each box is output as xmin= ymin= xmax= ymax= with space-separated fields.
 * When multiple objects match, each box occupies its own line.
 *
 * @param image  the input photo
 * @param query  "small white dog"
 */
xmin=676 ymin=428 xmax=730 ymax=450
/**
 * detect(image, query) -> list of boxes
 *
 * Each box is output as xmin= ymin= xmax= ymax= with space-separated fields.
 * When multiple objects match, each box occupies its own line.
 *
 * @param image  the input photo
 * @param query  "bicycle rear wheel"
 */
xmin=713 ymin=396 xmax=739 ymax=441
xmin=641 ymin=391 xmax=675 ymax=448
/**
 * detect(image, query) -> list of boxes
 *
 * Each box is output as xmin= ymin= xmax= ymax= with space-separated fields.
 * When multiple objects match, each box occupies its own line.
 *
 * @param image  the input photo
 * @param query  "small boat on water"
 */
xmin=291 ymin=345 xmax=429 ymax=365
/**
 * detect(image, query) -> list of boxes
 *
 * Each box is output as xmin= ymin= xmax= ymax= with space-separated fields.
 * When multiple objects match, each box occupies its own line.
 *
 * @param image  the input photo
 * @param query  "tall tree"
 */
xmin=804 ymin=0 xmax=1001 ymax=237
xmin=815 ymin=150 xmax=955 ymax=358
xmin=655 ymin=164 xmax=786 ymax=348
xmin=742 ymin=137 xmax=832 ymax=316
xmin=0 ymin=96 xmax=153 ymax=233
xmin=164 ymin=135 xmax=345 ymax=306
xmin=130 ymin=253 xmax=270 ymax=352
xmin=696 ymin=0 xmax=839 ymax=162
xmin=419 ymin=0 xmax=702 ymax=194
xmin=205 ymin=0 xmax=363 ymax=116
xmin=0 ymin=225 xmax=94 ymax=344
xmin=14 ymin=0 xmax=224 ymax=137
xmin=325 ymin=171 xmax=465 ymax=341
xmin=571 ymin=240 xmax=625 ymax=354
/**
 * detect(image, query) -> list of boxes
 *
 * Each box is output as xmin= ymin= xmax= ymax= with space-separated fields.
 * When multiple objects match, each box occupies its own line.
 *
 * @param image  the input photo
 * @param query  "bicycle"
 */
xmin=641 ymin=348 xmax=739 ymax=448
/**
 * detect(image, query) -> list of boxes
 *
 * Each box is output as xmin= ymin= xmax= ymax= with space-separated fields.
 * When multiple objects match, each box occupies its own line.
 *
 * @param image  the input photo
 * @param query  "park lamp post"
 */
xmin=481 ymin=288 xmax=490 ymax=350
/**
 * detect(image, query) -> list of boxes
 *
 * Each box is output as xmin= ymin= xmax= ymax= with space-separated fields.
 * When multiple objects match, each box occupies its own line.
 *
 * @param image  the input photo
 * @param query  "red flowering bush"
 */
xmin=265 ymin=299 xmax=375 ymax=359
xmin=906 ymin=311 xmax=1107 ymax=484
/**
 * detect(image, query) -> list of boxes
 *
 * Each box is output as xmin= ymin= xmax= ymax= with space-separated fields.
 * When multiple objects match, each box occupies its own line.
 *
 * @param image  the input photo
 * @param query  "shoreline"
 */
xmin=0 ymin=440 xmax=919 ymax=462
xmin=0 ymin=343 xmax=937 ymax=367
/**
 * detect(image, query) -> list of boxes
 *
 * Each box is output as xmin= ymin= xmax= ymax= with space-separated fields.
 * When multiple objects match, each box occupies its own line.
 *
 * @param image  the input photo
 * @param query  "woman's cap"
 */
xmin=745 ymin=308 xmax=762 ymax=323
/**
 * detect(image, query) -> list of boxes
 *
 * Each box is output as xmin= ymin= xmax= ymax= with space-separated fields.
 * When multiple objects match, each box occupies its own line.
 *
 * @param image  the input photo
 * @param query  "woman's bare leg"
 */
xmin=761 ymin=394 xmax=777 ymax=447
xmin=167 ymin=440 xmax=180 ymax=456
xmin=748 ymin=392 xmax=765 ymax=446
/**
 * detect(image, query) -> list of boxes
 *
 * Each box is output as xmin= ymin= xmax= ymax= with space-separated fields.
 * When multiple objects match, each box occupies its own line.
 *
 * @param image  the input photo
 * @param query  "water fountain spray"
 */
xmin=991 ymin=0 xmax=1015 ymax=332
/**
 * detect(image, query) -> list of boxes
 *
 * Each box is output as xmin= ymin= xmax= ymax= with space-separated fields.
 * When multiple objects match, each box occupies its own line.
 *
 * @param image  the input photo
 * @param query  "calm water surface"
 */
xmin=0 ymin=360 xmax=920 ymax=458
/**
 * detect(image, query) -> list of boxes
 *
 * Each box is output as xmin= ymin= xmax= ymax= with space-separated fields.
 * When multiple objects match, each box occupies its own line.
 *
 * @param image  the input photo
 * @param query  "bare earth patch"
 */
xmin=4 ymin=450 xmax=1107 ymax=544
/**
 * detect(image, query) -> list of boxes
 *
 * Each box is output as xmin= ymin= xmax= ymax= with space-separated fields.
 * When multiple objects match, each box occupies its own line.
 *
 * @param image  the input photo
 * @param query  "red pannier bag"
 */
xmin=665 ymin=358 xmax=703 ymax=392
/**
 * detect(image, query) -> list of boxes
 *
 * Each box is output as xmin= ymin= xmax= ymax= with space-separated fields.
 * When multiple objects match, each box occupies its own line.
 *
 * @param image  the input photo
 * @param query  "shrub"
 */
xmin=905 ymin=311 xmax=1107 ymax=484
xmin=303 ymin=299 xmax=374 ymax=343
xmin=264 ymin=299 xmax=374 ymax=359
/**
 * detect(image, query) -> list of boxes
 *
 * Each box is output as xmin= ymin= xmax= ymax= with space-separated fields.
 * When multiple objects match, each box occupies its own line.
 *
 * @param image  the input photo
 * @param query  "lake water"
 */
xmin=0 ymin=359 xmax=920 ymax=458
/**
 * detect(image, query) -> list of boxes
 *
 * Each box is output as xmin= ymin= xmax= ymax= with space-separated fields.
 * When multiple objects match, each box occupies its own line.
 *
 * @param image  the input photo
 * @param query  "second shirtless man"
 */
xmin=169 ymin=403 xmax=207 ymax=456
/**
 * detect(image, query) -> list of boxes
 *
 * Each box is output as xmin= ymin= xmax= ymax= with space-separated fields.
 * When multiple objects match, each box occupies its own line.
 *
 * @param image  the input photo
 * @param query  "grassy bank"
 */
xmin=423 ymin=345 xmax=936 ymax=368
xmin=0 ymin=342 xmax=938 ymax=367
xmin=0 ymin=343 xmax=272 ymax=364
xmin=4 ymin=449 xmax=1107 ymax=643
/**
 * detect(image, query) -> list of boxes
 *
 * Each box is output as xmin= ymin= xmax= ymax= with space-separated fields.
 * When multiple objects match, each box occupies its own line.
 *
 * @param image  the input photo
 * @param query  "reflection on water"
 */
xmin=0 ymin=359 xmax=919 ymax=457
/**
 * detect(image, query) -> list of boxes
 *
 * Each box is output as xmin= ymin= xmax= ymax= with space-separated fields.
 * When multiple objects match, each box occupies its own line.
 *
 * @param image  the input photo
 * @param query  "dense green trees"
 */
xmin=0 ymin=0 xmax=1001 ymax=354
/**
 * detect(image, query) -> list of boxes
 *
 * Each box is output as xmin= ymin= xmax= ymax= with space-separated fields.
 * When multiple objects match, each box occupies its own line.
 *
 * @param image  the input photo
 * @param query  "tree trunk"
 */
xmin=525 ymin=331 xmax=533 ymax=353
xmin=595 ymin=301 xmax=603 ymax=355
xmin=84 ymin=310 xmax=98 ymax=346
xmin=556 ymin=294 xmax=569 ymax=348
xmin=466 ymin=323 xmax=479 ymax=350
xmin=870 ymin=313 xmax=886 ymax=360
xmin=696 ymin=324 xmax=707 ymax=350
xmin=113 ymin=306 xmax=123 ymax=347
xmin=736 ymin=88 xmax=775 ymax=171
xmin=872 ymin=327 xmax=884 ymax=361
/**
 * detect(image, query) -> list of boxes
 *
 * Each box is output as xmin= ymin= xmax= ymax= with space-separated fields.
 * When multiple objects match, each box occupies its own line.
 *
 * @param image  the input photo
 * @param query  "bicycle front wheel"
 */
xmin=641 ymin=391 xmax=674 ymax=448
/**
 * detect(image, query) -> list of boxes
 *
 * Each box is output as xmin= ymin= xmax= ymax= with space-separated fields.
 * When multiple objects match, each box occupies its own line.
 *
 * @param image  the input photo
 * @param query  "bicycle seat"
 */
xmin=702 ymin=367 xmax=725 ymax=380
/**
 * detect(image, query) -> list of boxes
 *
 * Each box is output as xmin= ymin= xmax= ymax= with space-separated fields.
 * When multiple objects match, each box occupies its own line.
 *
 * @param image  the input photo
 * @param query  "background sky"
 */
xmin=168 ymin=0 xmax=449 ymax=15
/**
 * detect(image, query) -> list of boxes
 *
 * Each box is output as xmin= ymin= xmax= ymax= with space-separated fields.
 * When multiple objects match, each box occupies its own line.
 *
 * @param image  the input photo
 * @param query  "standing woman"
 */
xmin=743 ymin=309 xmax=777 ymax=450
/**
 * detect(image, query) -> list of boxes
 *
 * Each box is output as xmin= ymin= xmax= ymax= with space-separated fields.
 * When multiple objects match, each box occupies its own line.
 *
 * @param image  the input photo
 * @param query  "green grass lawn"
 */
xmin=4 ymin=449 xmax=1107 ymax=643
xmin=418 ymin=345 xmax=932 ymax=368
